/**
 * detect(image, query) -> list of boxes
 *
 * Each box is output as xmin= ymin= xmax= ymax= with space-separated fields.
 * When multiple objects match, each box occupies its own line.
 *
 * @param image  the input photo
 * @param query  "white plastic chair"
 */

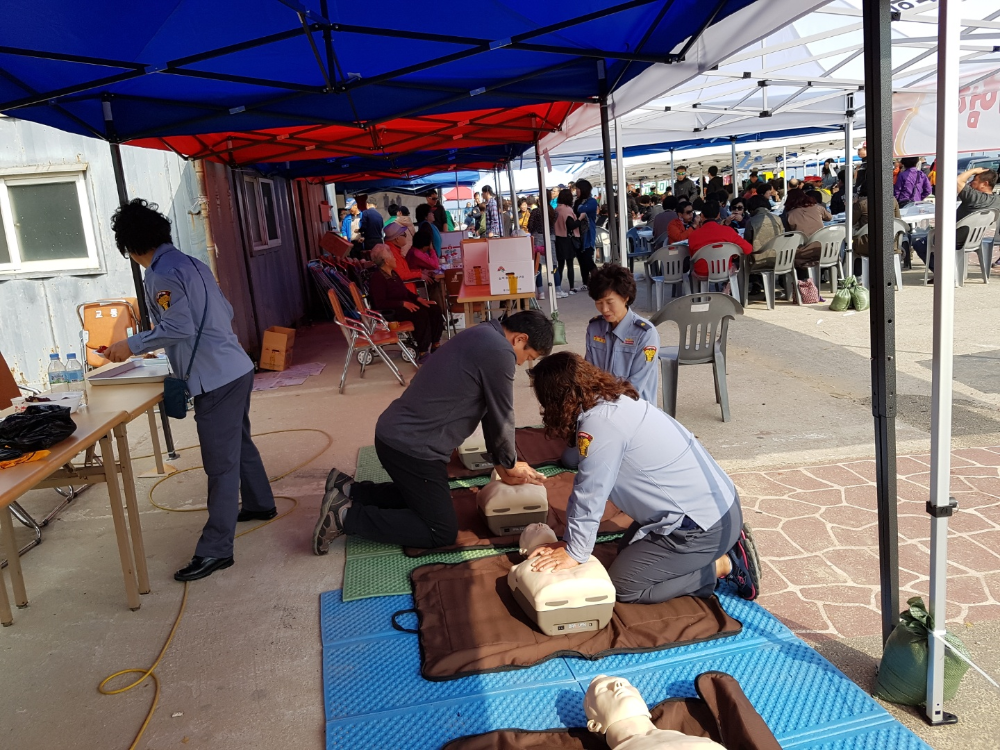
xmin=650 ymin=293 xmax=744 ymax=422
xmin=804 ymin=225 xmax=846 ymax=294
xmin=855 ymin=225 xmax=904 ymax=291
xmin=752 ymin=231 xmax=807 ymax=309
xmin=689 ymin=242 xmax=743 ymax=304
xmin=643 ymin=243 xmax=691 ymax=310
xmin=894 ymin=218 xmax=913 ymax=269
xmin=923 ymin=209 xmax=997 ymax=286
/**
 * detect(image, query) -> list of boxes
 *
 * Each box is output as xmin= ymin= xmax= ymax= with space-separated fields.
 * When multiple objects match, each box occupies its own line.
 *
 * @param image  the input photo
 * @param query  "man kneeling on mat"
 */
xmin=312 ymin=310 xmax=555 ymax=554
xmin=527 ymin=352 xmax=760 ymax=603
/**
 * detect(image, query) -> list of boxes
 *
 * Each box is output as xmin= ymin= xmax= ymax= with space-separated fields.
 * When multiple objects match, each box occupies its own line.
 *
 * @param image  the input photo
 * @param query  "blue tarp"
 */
xmin=0 ymin=0 xmax=757 ymax=142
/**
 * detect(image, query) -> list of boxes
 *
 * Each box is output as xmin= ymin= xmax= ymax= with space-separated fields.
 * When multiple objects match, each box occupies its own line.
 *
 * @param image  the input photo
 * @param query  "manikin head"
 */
xmin=518 ymin=523 xmax=558 ymax=556
xmin=585 ymin=675 xmax=651 ymax=735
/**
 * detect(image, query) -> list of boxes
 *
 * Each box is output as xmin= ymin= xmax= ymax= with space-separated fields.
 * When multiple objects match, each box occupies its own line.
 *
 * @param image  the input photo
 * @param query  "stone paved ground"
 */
xmin=733 ymin=446 xmax=1000 ymax=642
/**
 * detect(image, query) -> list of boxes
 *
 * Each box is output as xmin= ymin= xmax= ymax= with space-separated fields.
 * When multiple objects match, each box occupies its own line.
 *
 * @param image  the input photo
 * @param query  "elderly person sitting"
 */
xmin=368 ymin=244 xmax=444 ymax=363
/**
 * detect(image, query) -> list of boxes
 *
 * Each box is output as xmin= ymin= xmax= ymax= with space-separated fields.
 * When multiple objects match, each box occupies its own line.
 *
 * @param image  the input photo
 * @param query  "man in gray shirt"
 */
xmin=312 ymin=311 xmax=555 ymax=553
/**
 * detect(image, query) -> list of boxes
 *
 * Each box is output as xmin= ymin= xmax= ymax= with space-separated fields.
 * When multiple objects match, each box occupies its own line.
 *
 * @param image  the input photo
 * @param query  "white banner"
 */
xmin=893 ymin=74 xmax=1000 ymax=156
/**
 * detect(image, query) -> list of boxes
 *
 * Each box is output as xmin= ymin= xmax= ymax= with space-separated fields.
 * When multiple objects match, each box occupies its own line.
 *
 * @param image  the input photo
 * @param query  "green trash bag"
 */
xmin=830 ymin=276 xmax=855 ymax=312
xmin=851 ymin=282 xmax=871 ymax=312
xmin=874 ymin=597 xmax=971 ymax=706
xmin=550 ymin=311 xmax=567 ymax=346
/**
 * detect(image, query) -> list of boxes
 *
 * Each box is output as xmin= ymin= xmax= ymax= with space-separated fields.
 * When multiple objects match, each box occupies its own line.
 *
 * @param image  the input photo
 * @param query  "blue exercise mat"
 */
xmin=320 ymin=589 xmax=931 ymax=750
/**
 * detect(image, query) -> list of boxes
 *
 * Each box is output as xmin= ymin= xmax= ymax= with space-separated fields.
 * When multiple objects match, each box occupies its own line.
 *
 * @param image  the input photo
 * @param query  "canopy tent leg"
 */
xmin=507 ymin=162 xmax=518 ymax=231
xmin=614 ymin=117 xmax=628 ymax=264
xmin=598 ymin=62 xmax=619 ymax=265
xmin=103 ymin=97 xmax=180 ymax=462
xmin=844 ymin=100 xmax=855 ymax=265
xmin=862 ymin=0 xmax=900 ymax=644
xmin=926 ymin=0 xmax=960 ymax=727
xmin=730 ymin=138 xmax=738 ymax=203
xmin=534 ymin=143 xmax=557 ymax=316
xmin=783 ymin=145 xmax=787 ymax=185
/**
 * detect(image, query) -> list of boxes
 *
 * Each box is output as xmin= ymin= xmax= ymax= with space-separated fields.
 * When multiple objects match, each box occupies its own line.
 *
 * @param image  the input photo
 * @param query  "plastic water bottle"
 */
xmin=47 ymin=353 xmax=67 ymax=393
xmin=65 ymin=353 xmax=86 ymax=405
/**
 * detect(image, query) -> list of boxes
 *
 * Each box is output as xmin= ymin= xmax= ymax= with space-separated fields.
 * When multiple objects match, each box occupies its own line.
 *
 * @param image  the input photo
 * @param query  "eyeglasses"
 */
xmin=682 ymin=209 xmax=694 ymax=215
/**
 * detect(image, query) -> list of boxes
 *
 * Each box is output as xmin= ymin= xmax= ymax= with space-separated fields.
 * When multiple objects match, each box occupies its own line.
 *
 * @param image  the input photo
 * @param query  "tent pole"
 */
xmin=862 ymin=0 xmax=900 ymax=644
xmin=455 ymin=169 xmax=461 ymax=229
xmin=782 ymin=145 xmax=787 ymax=185
xmin=730 ymin=138 xmax=738 ymax=202
xmin=615 ymin=116 xmax=628 ymax=264
xmin=535 ymin=143 xmax=557 ymax=315
xmin=670 ymin=148 xmax=675 ymax=189
xmin=507 ymin=162 xmax=518 ymax=233
xmin=103 ymin=96 xmax=180 ymax=462
xmin=925 ymin=0 xmax=960 ymax=727
xmin=844 ymin=102 xmax=854 ymax=264
xmin=598 ymin=60 xmax=619 ymax=264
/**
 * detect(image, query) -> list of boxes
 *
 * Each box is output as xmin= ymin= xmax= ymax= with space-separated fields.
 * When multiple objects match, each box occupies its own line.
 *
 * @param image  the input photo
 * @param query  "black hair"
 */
xmin=701 ymin=200 xmax=721 ymax=220
xmin=574 ymin=179 xmax=593 ymax=207
xmin=747 ymin=195 xmax=771 ymax=213
xmin=751 ymin=181 xmax=772 ymax=196
xmin=415 ymin=204 xmax=431 ymax=223
xmin=398 ymin=205 xmax=410 ymax=217
xmin=677 ymin=200 xmax=693 ymax=213
xmin=412 ymin=226 xmax=434 ymax=249
xmin=806 ymin=189 xmax=825 ymax=205
xmin=901 ymin=156 xmax=920 ymax=170
xmin=388 ymin=203 xmax=399 ymax=216
xmin=111 ymin=198 xmax=173 ymax=257
xmin=715 ymin=190 xmax=729 ymax=204
xmin=501 ymin=310 xmax=555 ymax=356
xmin=482 ymin=185 xmax=494 ymax=196
xmin=557 ymin=189 xmax=574 ymax=206
xmin=662 ymin=195 xmax=678 ymax=210
xmin=708 ymin=165 xmax=718 ymax=176
xmin=976 ymin=169 xmax=999 ymax=189
xmin=587 ymin=264 xmax=636 ymax=307
xmin=691 ymin=197 xmax=705 ymax=212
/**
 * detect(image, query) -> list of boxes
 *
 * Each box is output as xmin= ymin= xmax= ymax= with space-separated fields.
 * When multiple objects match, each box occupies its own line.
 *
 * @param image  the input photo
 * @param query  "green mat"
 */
xmin=343 ymin=446 xmax=604 ymax=601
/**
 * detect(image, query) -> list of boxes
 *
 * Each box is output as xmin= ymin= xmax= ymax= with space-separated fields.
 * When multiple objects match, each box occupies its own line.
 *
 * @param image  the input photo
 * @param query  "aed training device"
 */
xmin=457 ymin=433 xmax=493 ymax=472
xmin=476 ymin=471 xmax=548 ymax=536
xmin=507 ymin=524 xmax=616 ymax=637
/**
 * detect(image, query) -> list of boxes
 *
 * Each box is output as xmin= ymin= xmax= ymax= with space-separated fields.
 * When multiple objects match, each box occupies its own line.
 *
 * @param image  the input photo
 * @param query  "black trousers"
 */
xmin=554 ymin=236 xmax=576 ymax=289
xmin=392 ymin=305 xmax=444 ymax=353
xmin=192 ymin=370 xmax=275 ymax=558
xmin=576 ymin=245 xmax=596 ymax=285
xmin=343 ymin=437 xmax=457 ymax=548
xmin=609 ymin=498 xmax=743 ymax=604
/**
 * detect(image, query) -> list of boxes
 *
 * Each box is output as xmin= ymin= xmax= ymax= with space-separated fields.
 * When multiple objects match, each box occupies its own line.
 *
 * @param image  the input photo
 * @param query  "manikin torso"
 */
xmin=506 ymin=524 xmax=615 ymax=607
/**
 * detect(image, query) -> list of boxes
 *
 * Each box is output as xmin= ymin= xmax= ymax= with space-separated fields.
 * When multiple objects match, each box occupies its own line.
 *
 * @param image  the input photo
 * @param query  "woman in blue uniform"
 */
xmin=528 ymin=352 xmax=760 ymax=604
xmin=104 ymin=199 xmax=275 ymax=582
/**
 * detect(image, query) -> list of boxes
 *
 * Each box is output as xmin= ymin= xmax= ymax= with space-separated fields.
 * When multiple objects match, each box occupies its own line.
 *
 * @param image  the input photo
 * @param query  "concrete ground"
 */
xmin=2 ymin=260 xmax=998 ymax=749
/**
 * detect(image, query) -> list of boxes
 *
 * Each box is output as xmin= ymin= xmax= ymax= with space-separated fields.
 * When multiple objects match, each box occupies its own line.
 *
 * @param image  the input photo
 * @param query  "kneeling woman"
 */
xmin=368 ymin=243 xmax=443 ymax=362
xmin=529 ymin=352 xmax=759 ymax=603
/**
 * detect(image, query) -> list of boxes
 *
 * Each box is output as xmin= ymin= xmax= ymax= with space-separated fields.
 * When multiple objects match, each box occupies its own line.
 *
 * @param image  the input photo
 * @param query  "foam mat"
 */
xmin=320 ymin=589 xmax=930 ymax=750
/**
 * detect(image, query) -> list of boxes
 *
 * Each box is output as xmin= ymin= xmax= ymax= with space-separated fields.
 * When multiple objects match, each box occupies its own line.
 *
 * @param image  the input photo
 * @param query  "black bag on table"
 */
xmin=0 ymin=404 xmax=76 ymax=453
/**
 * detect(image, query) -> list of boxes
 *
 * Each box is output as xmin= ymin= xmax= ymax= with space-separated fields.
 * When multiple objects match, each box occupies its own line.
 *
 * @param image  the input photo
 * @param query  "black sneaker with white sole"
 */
xmin=326 ymin=467 xmax=353 ymax=495
xmin=723 ymin=523 xmax=761 ymax=600
xmin=313 ymin=467 xmax=353 ymax=556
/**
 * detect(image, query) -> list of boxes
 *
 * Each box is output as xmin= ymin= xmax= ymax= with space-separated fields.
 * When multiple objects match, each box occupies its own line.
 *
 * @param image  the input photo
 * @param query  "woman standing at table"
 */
xmin=104 ymin=199 xmax=275 ymax=582
xmin=553 ymin=188 xmax=582 ymax=295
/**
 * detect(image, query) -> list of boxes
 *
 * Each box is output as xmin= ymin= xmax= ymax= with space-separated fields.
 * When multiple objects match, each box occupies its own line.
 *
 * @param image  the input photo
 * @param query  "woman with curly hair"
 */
xmin=528 ymin=352 xmax=758 ymax=604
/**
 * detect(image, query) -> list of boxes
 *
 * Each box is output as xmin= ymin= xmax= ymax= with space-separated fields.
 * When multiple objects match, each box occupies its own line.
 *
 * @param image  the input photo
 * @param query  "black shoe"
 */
xmin=174 ymin=556 xmax=234 ymax=582
xmin=723 ymin=524 xmax=761 ymax=600
xmin=237 ymin=507 xmax=277 ymax=522
xmin=313 ymin=484 xmax=351 ymax=556
xmin=326 ymin=467 xmax=353 ymax=495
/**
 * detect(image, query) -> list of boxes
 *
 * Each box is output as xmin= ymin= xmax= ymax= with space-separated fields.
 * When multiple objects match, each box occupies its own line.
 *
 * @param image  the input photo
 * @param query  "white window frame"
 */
xmin=0 ymin=168 xmax=100 ymax=274
xmin=242 ymin=174 xmax=282 ymax=251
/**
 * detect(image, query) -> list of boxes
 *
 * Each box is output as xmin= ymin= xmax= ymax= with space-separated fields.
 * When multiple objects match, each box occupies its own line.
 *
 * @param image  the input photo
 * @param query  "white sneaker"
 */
xmin=537 ymin=290 xmax=546 ymax=300
xmin=557 ymin=291 xmax=569 ymax=299
xmin=568 ymin=288 xmax=578 ymax=295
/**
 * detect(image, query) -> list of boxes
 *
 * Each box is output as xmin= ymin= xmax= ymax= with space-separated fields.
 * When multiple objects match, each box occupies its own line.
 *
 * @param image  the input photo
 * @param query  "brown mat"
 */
xmin=441 ymin=671 xmax=780 ymax=750
xmin=447 ymin=427 xmax=569 ymax=479
xmin=403 ymin=472 xmax=632 ymax=556
xmin=401 ymin=544 xmax=741 ymax=680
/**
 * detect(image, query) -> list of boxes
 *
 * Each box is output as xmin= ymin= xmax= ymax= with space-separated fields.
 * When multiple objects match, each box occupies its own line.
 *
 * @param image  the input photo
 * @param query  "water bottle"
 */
xmin=65 ymin=353 xmax=87 ymax=405
xmin=47 ymin=353 xmax=67 ymax=393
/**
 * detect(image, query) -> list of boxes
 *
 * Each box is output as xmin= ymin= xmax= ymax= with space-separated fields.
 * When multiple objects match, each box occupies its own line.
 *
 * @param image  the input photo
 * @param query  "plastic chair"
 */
xmin=752 ymin=231 xmax=807 ymax=309
xmin=594 ymin=226 xmax=611 ymax=264
xmin=76 ymin=298 xmax=141 ymax=369
xmin=347 ymin=282 xmax=420 ymax=366
xmin=855 ymin=225 xmax=903 ymax=291
xmin=804 ymin=225 xmax=846 ymax=294
xmin=650 ymin=293 xmax=744 ymax=423
xmin=643 ymin=243 xmax=691 ymax=310
xmin=689 ymin=243 xmax=743 ymax=304
xmin=894 ymin=218 xmax=913 ymax=269
xmin=957 ymin=209 xmax=997 ymax=285
xmin=626 ymin=227 xmax=652 ymax=272
xmin=326 ymin=289 xmax=412 ymax=393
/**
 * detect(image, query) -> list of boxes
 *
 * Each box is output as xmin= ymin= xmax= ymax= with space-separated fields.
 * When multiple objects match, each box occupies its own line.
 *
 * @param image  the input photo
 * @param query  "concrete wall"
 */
xmin=0 ymin=118 xmax=205 ymax=388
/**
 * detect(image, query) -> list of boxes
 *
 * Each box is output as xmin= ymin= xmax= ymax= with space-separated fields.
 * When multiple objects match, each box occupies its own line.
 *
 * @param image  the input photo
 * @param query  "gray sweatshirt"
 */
xmin=375 ymin=320 xmax=517 ymax=467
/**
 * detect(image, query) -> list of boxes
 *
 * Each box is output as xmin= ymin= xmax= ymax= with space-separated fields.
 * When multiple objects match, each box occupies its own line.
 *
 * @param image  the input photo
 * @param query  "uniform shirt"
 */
xmin=564 ymin=396 xmax=736 ymax=563
xmin=585 ymin=309 xmax=659 ymax=405
xmin=127 ymin=244 xmax=253 ymax=397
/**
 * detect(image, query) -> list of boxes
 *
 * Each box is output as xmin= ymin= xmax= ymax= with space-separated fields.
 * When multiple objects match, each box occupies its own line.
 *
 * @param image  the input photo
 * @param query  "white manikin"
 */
xmin=476 ymin=471 xmax=548 ymax=536
xmin=506 ymin=524 xmax=616 ymax=635
xmin=584 ymin=675 xmax=725 ymax=749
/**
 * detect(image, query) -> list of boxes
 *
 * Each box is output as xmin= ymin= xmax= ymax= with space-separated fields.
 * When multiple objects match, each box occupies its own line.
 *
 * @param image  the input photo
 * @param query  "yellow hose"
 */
xmin=98 ymin=428 xmax=333 ymax=750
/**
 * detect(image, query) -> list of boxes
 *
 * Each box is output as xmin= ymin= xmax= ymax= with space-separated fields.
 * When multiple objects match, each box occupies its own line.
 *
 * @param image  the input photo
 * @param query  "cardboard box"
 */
xmin=260 ymin=326 xmax=296 ymax=371
xmin=440 ymin=230 xmax=465 ymax=266
xmin=487 ymin=236 xmax=534 ymax=295
xmin=320 ymin=231 xmax=352 ymax=258
xmin=461 ymin=238 xmax=489 ymax=286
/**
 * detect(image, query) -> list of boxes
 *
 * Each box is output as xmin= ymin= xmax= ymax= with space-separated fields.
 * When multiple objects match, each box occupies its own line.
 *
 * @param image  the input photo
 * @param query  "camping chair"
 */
xmin=643 ymin=244 xmax=691 ymax=311
xmin=689 ymin=242 xmax=743 ymax=304
xmin=804 ymin=225 xmax=846 ymax=294
xmin=77 ymin=298 xmax=141 ymax=370
xmin=752 ymin=231 xmax=807 ymax=309
xmin=650 ymin=293 xmax=744 ymax=423
xmin=855 ymin=225 xmax=904 ymax=291
xmin=326 ymin=290 xmax=412 ymax=394
xmin=347 ymin=283 xmax=420 ymax=367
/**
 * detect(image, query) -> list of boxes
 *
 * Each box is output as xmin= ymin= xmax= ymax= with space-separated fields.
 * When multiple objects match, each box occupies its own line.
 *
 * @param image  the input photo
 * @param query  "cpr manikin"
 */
xmin=585 ymin=675 xmax=725 ymax=749
xmin=458 ymin=425 xmax=493 ymax=471
xmin=476 ymin=469 xmax=548 ymax=536
xmin=507 ymin=523 xmax=616 ymax=636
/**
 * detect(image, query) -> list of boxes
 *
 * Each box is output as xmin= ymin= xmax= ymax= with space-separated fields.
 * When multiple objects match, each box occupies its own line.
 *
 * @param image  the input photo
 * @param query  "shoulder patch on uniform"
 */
xmin=643 ymin=345 xmax=657 ymax=363
xmin=577 ymin=431 xmax=593 ymax=458
xmin=635 ymin=319 xmax=650 ymax=330
xmin=592 ymin=335 xmax=606 ymax=344
xmin=155 ymin=290 xmax=171 ymax=311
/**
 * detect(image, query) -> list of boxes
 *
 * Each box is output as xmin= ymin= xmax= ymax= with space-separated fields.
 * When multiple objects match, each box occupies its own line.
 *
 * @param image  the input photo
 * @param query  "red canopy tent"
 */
xmin=444 ymin=186 xmax=475 ymax=200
